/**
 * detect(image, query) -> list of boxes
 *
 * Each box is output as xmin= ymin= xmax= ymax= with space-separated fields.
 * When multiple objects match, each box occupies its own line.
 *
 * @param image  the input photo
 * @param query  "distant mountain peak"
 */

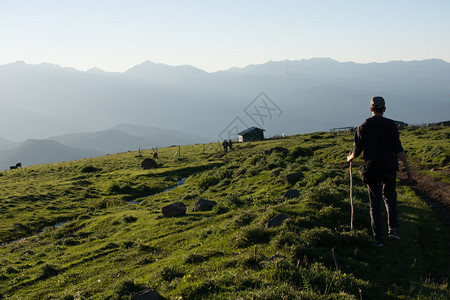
xmin=123 ymin=60 xmax=208 ymax=82
xmin=128 ymin=60 xmax=206 ymax=71
xmin=87 ymin=67 xmax=106 ymax=73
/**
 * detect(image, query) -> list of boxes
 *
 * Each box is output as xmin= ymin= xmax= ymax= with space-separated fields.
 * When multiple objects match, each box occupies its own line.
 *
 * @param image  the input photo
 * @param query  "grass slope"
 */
xmin=0 ymin=127 xmax=448 ymax=299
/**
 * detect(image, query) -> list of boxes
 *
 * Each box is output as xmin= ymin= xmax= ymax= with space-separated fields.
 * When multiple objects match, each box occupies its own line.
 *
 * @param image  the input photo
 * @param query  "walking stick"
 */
xmin=349 ymin=155 xmax=354 ymax=231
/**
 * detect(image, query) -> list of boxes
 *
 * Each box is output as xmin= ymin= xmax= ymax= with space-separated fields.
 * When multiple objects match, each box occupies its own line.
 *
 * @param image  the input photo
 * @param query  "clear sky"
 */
xmin=1 ymin=0 xmax=449 ymax=72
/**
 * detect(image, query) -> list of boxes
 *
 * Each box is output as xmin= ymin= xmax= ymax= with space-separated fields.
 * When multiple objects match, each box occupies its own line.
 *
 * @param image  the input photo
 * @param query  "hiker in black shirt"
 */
xmin=347 ymin=96 xmax=413 ymax=246
xmin=227 ymin=139 xmax=234 ymax=152
xmin=222 ymin=140 xmax=228 ymax=154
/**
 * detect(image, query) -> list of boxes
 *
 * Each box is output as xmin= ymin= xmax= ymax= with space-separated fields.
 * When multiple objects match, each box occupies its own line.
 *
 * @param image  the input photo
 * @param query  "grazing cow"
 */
xmin=9 ymin=163 xmax=21 ymax=170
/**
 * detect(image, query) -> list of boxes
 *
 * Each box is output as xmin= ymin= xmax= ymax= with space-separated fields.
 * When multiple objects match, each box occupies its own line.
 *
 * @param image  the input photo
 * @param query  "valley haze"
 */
xmin=0 ymin=58 xmax=449 ymax=168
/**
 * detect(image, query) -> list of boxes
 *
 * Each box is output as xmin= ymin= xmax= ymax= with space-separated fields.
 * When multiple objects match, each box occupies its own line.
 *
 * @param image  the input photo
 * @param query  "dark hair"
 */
xmin=372 ymin=107 xmax=385 ymax=113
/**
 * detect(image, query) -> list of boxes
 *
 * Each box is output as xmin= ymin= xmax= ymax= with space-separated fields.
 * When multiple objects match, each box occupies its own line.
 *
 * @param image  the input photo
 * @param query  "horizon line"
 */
xmin=1 ymin=57 xmax=448 ymax=74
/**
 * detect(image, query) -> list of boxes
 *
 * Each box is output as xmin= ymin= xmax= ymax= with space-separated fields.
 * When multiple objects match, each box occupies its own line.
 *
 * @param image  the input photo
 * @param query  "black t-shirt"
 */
xmin=353 ymin=116 xmax=404 ymax=172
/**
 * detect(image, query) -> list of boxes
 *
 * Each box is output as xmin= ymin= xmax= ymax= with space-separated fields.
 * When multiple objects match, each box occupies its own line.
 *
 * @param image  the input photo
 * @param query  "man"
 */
xmin=222 ymin=140 xmax=228 ymax=154
xmin=347 ymin=96 xmax=413 ymax=247
xmin=227 ymin=139 xmax=234 ymax=152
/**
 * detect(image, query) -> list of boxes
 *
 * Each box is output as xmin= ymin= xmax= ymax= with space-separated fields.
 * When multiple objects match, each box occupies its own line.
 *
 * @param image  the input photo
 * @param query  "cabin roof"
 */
xmin=238 ymin=127 xmax=265 ymax=136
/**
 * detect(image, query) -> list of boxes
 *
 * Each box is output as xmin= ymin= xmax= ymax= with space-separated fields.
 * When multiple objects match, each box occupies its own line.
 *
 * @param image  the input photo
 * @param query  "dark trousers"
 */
xmin=367 ymin=172 xmax=399 ymax=242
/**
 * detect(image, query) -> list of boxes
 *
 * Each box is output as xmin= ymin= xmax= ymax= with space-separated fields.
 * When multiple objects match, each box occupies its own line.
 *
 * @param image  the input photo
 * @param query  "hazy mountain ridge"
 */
xmin=49 ymin=124 xmax=208 ymax=154
xmin=124 ymin=61 xmax=208 ymax=83
xmin=0 ymin=124 xmax=209 ymax=170
xmin=0 ymin=58 xmax=449 ymax=143
xmin=0 ymin=138 xmax=18 ymax=150
xmin=0 ymin=139 xmax=103 ymax=170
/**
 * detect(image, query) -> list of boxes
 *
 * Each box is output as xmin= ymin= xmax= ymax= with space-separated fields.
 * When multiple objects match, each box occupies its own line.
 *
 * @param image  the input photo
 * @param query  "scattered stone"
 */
xmin=284 ymin=189 xmax=300 ymax=199
xmin=266 ymin=214 xmax=289 ymax=228
xmin=271 ymin=170 xmax=281 ymax=177
xmin=80 ymin=166 xmax=102 ymax=173
xmin=236 ymin=168 xmax=247 ymax=176
xmin=131 ymin=289 xmax=165 ymax=300
xmin=193 ymin=198 xmax=218 ymax=212
xmin=141 ymin=158 xmax=158 ymax=170
xmin=283 ymin=172 xmax=304 ymax=185
xmin=162 ymin=202 xmax=186 ymax=217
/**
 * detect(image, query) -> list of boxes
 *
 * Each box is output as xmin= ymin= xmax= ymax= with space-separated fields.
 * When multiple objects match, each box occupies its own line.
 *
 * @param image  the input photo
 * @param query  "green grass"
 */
xmin=0 ymin=127 xmax=448 ymax=299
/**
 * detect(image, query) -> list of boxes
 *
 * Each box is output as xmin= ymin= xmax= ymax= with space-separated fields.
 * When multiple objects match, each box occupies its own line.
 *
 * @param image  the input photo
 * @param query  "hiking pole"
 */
xmin=349 ymin=151 xmax=354 ymax=231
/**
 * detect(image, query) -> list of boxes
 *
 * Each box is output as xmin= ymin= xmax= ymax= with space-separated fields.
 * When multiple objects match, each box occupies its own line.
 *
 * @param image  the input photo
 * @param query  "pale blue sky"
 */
xmin=1 ymin=0 xmax=449 ymax=72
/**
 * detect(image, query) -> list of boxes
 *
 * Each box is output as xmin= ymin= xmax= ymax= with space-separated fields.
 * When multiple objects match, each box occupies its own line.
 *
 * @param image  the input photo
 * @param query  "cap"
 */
xmin=370 ymin=96 xmax=385 ymax=109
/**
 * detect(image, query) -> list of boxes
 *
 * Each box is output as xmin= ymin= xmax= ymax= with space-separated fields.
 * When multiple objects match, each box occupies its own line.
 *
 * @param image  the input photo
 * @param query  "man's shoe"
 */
xmin=389 ymin=230 xmax=400 ymax=240
xmin=375 ymin=240 xmax=384 ymax=247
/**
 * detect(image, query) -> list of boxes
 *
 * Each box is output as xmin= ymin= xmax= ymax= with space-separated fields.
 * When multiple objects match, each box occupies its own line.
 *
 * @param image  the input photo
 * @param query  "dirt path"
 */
xmin=398 ymin=167 xmax=450 ymax=228
xmin=339 ymin=162 xmax=449 ymax=227
xmin=398 ymin=166 xmax=449 ymax=281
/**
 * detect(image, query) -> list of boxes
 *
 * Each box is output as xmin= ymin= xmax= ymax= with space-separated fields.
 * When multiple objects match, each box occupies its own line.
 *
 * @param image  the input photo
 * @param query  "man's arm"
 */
xmin=347 ymin=127 xmax=363 ymax=162
xmin=398 ymin=150 xmax=413 ymax=179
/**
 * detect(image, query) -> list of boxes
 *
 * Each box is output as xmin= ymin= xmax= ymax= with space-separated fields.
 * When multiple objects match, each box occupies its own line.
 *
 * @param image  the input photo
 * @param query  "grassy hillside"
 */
xmin=0 ymin=127 xmax=448 ymax=299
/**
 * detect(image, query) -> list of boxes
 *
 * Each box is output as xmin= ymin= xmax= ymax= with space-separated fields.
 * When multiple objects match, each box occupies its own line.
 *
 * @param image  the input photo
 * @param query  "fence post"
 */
xmin=173 ymin=145 xmax=181 ymax=157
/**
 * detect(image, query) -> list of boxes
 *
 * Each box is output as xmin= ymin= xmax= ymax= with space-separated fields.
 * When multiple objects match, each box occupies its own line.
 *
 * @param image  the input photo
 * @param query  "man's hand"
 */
xmin=347 ymin=153 xmax=355 ymax=162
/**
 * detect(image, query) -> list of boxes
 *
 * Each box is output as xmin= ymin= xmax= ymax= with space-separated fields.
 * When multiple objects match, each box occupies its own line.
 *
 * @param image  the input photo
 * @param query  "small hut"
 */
xmin=238 ymin=127 xmax=265 ymax=142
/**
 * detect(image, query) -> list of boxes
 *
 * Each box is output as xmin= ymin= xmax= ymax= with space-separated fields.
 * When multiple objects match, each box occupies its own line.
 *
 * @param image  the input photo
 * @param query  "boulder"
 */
xmin=284 ymin=189 xmax=300 ymax=199
xmin=266 ymin=214 xmax=289 ymax=228
xmin=131 ymin=289 xmax=165 ymax=300
xmin=141 ymin=158 xmax=158 ymax=170
xmin=193 ymin=198 xmax=217 ymax=212
xmin=162 ymin=202 xmax=186 ymax=217
xmin=283 ymin=172 xmax=304 ymax=185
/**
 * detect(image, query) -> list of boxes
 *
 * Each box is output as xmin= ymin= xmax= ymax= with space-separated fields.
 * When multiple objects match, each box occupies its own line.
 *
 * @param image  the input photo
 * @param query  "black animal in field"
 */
xmin=10 ymin=162 xmax=22 ymax=170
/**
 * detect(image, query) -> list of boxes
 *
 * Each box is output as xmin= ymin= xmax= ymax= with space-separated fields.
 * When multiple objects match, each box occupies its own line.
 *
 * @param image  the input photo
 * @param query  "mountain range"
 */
xmin=0 ymin=58 xmax=448 ymax=168
xmin=0 ymin=124 xmax=207 ymax=170
xmin=0 ymin=139 xmax=102 ymax=170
